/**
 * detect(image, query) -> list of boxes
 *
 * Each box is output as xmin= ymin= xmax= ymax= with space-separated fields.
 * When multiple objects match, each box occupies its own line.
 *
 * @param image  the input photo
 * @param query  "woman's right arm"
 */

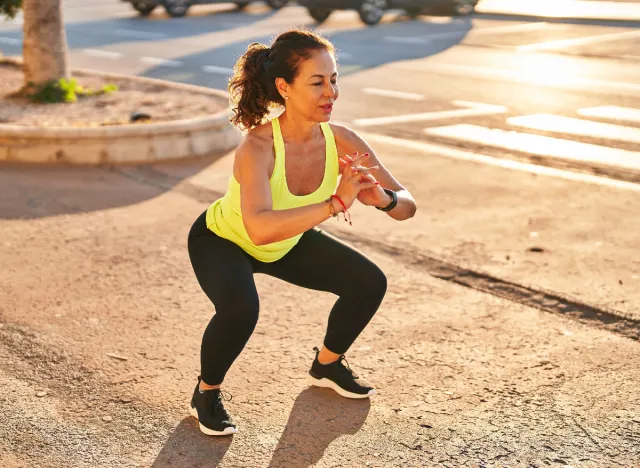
xmin=237 ymin=138 xmax=377 ymax=246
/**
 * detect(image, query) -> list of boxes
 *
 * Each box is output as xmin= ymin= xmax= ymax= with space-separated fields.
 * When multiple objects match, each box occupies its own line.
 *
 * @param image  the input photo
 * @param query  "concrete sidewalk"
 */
xmin=476 ymin=0 xmax=640 ymax=21
xmin=1 ymin=130 xmax=639 ymax=467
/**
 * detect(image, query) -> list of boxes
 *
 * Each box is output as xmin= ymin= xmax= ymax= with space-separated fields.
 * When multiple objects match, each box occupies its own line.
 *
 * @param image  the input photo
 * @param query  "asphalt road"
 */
xmin=1 ymin=2 xmax=639 ymax=467
xmin=2 ymin=1 xmax=640 ymax=180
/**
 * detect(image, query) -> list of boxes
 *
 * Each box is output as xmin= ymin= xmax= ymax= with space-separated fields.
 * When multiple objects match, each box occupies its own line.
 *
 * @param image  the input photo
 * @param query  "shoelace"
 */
xmin=205 ymin=390 xmax=233 ymax=416
xmin=313 ymin=346 xmax=360 ymax=379
xmin=338 ymin=355 xmax=359 ymax=380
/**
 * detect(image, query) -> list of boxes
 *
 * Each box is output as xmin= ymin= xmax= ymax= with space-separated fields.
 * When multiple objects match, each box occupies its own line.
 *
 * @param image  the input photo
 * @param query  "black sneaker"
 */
xmin=189 ymin=376 xmax=238 ymax=436
xmin=308 ymin=347 xmax=376 ymax=399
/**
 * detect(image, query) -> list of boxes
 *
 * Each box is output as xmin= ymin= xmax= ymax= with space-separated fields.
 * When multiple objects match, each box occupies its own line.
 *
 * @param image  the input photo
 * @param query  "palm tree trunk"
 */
xmin=22 ymin=0 xmax=69 ymax=88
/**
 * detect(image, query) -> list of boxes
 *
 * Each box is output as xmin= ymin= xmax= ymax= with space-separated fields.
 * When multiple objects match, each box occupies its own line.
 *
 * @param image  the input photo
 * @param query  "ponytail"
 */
xmin=228 ymin=28 xmax=335 ymax=131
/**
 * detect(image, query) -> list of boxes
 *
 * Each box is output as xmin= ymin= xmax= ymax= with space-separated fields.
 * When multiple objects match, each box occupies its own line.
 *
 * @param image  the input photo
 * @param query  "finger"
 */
xmin=351 ymin=152 xmax=370 ymax=164
xmin=352 ymin=165 xmax=380 ymax=174
xmin=358 ymin=181 xmax=379 ymax=190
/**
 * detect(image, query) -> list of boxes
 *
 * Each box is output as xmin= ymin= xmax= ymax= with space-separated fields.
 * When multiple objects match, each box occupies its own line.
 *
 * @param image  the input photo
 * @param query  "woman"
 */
xmin=187 ymin=28 xmax=417 ymax=436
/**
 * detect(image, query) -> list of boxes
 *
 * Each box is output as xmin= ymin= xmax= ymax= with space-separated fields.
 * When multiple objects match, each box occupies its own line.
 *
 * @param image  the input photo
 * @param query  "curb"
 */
xmin=0 ymin=57 xmax=242 ymax=165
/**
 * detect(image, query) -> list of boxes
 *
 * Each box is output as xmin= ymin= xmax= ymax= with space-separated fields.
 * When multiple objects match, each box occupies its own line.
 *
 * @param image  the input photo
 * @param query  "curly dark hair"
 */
xmin=228 ymin=28 xmax=336 ymax=131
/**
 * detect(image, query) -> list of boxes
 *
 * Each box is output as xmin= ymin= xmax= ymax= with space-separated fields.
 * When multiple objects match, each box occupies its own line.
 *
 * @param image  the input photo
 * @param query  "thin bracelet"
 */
xmin=325 ymin=197 xmax=337 ymax=218
xmin=330 ymin=195 xmax=352 ymax=226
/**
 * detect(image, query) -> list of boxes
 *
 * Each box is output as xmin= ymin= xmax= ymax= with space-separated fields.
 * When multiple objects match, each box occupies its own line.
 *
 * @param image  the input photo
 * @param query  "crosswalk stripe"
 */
xmin=354 ymin=102 xmax=506 ymax=127
xmin=578 ymin=106 xmax=640 ymax=125
xmin=423 ymin=124 xmax=640 ymax=171
xmin=508 ymin=114 xmax=640 ymax=144
xmin=362 ymin=88 xmax=425 ymax=101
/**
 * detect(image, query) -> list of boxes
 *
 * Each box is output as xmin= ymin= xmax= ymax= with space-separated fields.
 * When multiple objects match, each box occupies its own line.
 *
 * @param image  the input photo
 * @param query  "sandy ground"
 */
xmin=0 ymin=62 xmax=228 ymax=126
xmin=1 ymin=135 xmax=639 ymax=467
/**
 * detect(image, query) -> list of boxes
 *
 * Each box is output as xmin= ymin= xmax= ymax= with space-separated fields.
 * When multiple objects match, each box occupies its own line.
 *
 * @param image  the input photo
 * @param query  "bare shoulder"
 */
xmin=235 ymin=121 xmax=273 ymax=170
xmin=328 ymin=122 xmax=363 ymax=148
xmin=329 ymin=122 xmax=376 ymax=159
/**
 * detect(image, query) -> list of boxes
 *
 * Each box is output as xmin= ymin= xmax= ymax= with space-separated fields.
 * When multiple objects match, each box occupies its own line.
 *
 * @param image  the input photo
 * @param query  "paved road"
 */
xmin=2 ymin=1 xmax=640 ymax=181
xmin=1 ymin=2 xmax=639 ymax=467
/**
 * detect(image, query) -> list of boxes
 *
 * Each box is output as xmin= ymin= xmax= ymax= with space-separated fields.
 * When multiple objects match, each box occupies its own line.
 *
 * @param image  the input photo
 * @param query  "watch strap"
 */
xmin=376 ymin=188 xmax=398 ymax=212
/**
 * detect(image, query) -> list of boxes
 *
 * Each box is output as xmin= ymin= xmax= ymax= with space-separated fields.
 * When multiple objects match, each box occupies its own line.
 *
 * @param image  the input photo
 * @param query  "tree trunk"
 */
xmin=22 ymin=0 xmax=69 ymax=87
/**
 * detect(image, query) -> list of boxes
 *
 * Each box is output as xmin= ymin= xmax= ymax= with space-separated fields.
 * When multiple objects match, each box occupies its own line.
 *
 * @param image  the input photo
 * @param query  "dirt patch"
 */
xmin=0 ymin=62 xmax=229 ymax=127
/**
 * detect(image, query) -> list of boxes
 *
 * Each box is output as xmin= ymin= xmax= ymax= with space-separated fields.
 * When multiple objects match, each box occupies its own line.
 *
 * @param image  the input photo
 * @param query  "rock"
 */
xmin=36 ymin=391 xmax=47 ymax=397
xmin=130 ymin=111 xmax=151 ymax=123
xmin=527 ymin=246 xmax=545 ymax=253
xmin=106 ymin=353 xmax=128 ymax=361
xmin=102 ymin=416 xmax=113 ymax=422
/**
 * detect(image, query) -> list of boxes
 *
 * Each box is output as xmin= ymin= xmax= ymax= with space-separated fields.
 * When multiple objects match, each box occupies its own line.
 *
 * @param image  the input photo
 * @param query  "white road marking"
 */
xmin=384 ymin=22 xmax=547 ymax=44
xmin=362 ymin=88 xmax=425 ymax=101
xmin=476 ymin=0 xmax=640 ymax=22
xmin=140 ymin=57 xmax=183 ymax=67
xmin=114 ymin=29 xmax=168 ymax=40
xmin=354 ymin=101 xmax=506 ymax=127
xmin=518 ymin=29 xmax=640 ymax=52
xmin=359 ymin=131 xmax=640 ymax=192
xmin=423 ymin=124 xmax=640 ymax=171
xmin=0 ymin=37 xmax=20 ymax=45
xmin=389 ymin=62 xmax=640 ymax=97
xmin=202 ymin=65 xmax=234 ymax=75
xmin=508 ymin=114 xmax=640 ymax=144
xmin=83 ymin=49 xmax=122 ymax=59
xmin=578 ymin=106 xmax=640 ymax=125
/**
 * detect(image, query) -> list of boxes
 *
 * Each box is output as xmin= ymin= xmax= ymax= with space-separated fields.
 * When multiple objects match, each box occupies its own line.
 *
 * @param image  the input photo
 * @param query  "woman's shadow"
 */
xmin=267 ymin=386 xmax=371 ymax=468
xmin=151 ymin=386 xmax=370 ymax=467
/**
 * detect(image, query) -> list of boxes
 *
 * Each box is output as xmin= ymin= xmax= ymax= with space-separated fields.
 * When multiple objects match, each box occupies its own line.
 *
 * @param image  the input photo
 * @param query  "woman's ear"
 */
xmin=275 ymin=77 xmax=289 ymax=100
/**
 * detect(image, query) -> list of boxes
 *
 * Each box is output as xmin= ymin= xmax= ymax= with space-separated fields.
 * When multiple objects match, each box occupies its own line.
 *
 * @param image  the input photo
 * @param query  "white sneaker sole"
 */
xmin=189 ymin=404 xmax=238 ymax=436
xmin=308 ymin=375 xmax=376 ymax=399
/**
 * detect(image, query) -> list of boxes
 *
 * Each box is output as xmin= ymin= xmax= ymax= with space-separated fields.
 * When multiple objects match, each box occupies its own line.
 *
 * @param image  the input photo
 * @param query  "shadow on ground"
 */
xmin=151 ymin=417 xmax=233 ymax=467
xmin=267 ymin=387 xmax=371 ymax=467
xmin=0 ymin=153 xmax=226 ymax=220
xmin=150 ymin=387 xmax=370 ymax=467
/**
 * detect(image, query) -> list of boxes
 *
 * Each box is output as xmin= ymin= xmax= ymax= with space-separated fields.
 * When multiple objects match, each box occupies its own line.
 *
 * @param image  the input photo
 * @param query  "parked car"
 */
xmin=297 ymin=0 xmax=477 ymax=25
xmin=125 ymin=0 xmax=289 ymax=18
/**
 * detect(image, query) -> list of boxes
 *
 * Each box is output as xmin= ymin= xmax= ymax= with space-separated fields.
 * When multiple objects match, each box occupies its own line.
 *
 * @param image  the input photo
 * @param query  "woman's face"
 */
xmin=282 ymin=49 xmax=339 ymax=122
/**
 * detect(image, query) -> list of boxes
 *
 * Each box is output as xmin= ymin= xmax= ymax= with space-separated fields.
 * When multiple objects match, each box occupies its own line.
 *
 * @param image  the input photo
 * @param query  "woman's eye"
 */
xmin=312 ymin=83 xmax=323 ymax=86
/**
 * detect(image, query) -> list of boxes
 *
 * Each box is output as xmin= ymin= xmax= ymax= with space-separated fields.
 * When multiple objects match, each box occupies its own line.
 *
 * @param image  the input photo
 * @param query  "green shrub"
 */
xmin=28 ymin=78 xmax=119 ymax=103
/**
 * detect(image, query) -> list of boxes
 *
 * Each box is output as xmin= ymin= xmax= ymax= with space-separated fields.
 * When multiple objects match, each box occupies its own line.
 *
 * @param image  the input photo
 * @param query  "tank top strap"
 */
xmin=271 ymin=117 xmax=286 ymax=181
xmin=320 ymin=122 xmax=339 ymax=178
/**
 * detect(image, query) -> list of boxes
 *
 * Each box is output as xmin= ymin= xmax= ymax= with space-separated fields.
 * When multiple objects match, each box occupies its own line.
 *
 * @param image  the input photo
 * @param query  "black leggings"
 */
xmin=187 ymin=210 xmax=387 ymax=386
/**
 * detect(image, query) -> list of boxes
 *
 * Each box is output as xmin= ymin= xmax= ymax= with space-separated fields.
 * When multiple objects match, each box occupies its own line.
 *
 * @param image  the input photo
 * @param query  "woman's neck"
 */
xmin=278 ymin=111 xmax=321 ymax=145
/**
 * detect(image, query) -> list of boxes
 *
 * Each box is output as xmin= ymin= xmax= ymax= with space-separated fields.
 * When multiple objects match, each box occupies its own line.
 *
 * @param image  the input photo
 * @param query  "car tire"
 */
xmin=449 ymin=0 xmax=475 ymax=16
xmin=358 ymin=0 xmax=387 ymax=25
xmin=234 ymin=0 xmax=251 ymax=9
xmin=132 ymin=1 xmax=157 ymax=15
xmin=405 ymin=7 xmax=423 ymax=18
xmin=307 ymin=8 xmax=332 ymax=23
xmin=163 ymin=0 xmax=191 ymax=17
xmin=265 ymin=0 xmax=288 ymax=9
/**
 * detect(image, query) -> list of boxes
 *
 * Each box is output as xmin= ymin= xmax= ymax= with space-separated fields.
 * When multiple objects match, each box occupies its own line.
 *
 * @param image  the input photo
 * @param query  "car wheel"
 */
xmin=265 ymin=0 xmax=288 ymax=9
xmin=132 ymin=0 xmax=157 ymax=15
xmin=450 ymin=0 xmax=475 ymax=16
xmin=307 ymin=8 xmax=332 ymax=23
xmin=163 ymin=0 xmax=191 ymax=17
xmin=358 ymin=0 xmax=387 ymax=25
xmin=234 ymin=0 xmax=250 ymax=9
xmin=405 ymin=6 xmax=423 ymax=18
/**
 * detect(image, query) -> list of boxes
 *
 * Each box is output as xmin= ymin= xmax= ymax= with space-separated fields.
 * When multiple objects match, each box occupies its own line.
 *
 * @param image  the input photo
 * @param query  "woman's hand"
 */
xmin=339 ymin=153 xmax=391 ymax=208
xmin=334 ymin=152 xmax=379 ymax=210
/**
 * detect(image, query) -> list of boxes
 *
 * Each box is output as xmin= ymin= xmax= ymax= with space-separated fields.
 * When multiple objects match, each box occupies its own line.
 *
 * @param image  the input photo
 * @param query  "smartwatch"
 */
xmin=376 ymin=188 xmax=398 ymax=212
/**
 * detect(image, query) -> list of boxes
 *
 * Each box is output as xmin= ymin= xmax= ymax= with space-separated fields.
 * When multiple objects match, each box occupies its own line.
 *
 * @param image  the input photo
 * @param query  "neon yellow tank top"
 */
xmin=205 ymin=117 xmax=339 ymax=263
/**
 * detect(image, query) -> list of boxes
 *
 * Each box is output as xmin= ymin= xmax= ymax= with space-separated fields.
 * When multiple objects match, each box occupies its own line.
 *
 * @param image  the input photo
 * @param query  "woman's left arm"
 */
xmin=332 ymin=124 xmax=417 ymax=221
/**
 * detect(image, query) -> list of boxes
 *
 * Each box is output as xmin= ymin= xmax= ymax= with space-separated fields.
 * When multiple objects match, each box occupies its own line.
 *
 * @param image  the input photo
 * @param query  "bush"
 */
xmin=0 ymin=0 xmax=22 ymax=19
xmin=27 ymin=78 xmax=119 ymax=103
